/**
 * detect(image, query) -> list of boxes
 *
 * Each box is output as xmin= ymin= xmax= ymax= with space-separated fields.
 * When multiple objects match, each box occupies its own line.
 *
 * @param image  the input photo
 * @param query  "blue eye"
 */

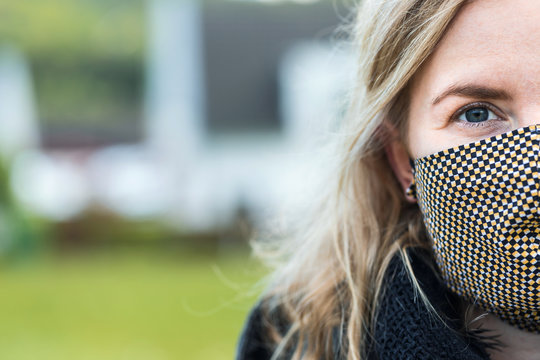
xmin=458 ymin=106 xmax=496 ymax=123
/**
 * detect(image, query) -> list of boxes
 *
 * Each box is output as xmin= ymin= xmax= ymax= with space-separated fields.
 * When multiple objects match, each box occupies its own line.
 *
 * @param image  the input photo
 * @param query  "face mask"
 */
xmin=410 ymin=125 xmax=540 ymax=333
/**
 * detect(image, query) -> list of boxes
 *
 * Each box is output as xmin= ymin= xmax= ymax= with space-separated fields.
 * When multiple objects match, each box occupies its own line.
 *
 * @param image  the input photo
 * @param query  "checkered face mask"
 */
xmin=411 ymin=125 xmax=540 ymax=333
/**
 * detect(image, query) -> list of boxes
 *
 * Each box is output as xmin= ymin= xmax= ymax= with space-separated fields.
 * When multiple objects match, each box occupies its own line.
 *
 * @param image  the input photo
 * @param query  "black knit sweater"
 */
xmin=236 ymin=249 xmax=492 ymax=359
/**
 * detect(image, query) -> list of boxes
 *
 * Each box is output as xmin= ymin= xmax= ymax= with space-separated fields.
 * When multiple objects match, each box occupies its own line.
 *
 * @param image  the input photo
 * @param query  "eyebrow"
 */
xmin=431 ymin=84 xmax=512 ymax=105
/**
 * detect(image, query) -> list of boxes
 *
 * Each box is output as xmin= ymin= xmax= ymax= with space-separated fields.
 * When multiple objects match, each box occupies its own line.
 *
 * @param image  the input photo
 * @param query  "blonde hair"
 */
xmin=254 ymin=1 xmax=468 ymax=359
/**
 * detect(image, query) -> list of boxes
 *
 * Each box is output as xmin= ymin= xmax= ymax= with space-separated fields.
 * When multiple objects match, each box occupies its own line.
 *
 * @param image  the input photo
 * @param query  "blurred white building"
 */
xmin=1 ymin=0 xmax=355 ymax=231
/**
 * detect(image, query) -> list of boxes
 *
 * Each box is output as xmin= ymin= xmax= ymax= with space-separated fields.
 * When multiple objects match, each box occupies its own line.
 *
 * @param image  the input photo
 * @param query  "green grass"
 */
xmin=0 ymin=250 xmax=268 ymax=360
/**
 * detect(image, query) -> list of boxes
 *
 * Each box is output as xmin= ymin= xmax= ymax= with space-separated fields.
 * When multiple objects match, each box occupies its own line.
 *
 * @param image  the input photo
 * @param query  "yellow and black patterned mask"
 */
xmin=411 ymin=125 xmax=540 ymax=333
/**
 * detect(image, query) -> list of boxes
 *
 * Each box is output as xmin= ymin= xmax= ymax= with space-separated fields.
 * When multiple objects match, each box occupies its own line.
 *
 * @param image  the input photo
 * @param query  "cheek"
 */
xmin=406 ymin=91 xmax=465 ymax=159
xmin=405 ymin=115 xmax=437 ymax=160
xmin=406 ymin=119 xmax=468 ymax=159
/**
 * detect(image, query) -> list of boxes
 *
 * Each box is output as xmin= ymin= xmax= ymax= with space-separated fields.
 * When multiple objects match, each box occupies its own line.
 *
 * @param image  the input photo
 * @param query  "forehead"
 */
xmin=411 ymin=0 xmax=540 ymax=101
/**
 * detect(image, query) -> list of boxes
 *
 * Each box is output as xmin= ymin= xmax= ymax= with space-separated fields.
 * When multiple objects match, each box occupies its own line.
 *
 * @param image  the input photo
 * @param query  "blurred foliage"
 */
xmin=35 ymin=57 xmax=144 ymax=144
xmin=0 ymin=0 xmax=146 ymax=145
xmin=0 ymin=158 xmax=47 ymax=261
xmin=0 ymin=250 xmax=267 ymax=360
xmin=50 ymin=209 xmax=237 ymax=253
xmin=0 ymin=0 xmax=145 ymax=62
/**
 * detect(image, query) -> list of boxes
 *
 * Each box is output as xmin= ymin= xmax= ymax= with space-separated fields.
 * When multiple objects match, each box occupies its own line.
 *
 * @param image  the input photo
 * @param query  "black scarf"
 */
xmin=236 ymin=248 xmax=493 ymax=360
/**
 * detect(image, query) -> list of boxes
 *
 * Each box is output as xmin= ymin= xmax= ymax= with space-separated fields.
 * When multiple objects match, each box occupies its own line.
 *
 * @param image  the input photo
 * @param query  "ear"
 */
xmin=382 ymin=123 xmax=417 ymax=203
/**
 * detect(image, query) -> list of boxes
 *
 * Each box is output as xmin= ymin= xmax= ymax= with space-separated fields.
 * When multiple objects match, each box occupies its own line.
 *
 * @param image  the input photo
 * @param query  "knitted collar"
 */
xmin=367 ymin=248 xmax=492 ymax=360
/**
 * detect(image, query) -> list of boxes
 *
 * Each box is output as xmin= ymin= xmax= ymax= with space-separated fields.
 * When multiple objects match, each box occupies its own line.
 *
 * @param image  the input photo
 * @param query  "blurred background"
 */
xmin=0 ymin=0 xmax=355 ymax=359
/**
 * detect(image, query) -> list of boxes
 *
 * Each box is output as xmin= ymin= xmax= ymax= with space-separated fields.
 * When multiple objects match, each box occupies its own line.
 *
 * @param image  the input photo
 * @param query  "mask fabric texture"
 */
xmin=412 ymin=125 xmax=540 ymax=333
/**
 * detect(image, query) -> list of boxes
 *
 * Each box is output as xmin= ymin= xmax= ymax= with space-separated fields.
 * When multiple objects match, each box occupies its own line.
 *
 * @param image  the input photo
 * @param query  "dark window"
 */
xmin=203 ymin=0 xmax=342 ymax=135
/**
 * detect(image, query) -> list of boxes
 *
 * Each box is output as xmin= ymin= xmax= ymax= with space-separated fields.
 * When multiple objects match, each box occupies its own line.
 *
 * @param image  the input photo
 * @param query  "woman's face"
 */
xmin=407 ymin=0 xmax=540 ymax=160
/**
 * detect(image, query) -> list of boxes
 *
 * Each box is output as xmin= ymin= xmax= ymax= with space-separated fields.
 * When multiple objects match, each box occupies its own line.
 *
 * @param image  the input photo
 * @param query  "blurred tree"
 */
xmin=0 ymin=157 xmax=42 ymax=261
xmin=0 ymin=0 xmax=144 ymax=62
xmin=0 ymin=0 xmax=146 ymax=147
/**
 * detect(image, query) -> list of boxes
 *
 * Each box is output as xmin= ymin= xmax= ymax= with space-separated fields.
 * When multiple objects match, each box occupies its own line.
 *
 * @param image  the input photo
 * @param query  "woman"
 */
xmin=237 ymin=0 xmax=540 ymax=359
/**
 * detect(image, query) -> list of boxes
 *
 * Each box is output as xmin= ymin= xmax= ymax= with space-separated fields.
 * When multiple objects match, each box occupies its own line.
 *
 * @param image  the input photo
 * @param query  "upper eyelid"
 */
xmin=451 ymin=102 xmax=505 ymax=121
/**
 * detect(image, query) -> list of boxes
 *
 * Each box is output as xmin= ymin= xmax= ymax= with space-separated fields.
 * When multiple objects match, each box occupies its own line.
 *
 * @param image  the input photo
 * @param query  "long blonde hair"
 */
xmin=254 ymin=1 xmax=468 ymax=359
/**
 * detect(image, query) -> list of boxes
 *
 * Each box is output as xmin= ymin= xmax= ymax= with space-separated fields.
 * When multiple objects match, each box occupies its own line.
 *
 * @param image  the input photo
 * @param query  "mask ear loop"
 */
xmin=406 ymin=158 xmax=417 ymax=200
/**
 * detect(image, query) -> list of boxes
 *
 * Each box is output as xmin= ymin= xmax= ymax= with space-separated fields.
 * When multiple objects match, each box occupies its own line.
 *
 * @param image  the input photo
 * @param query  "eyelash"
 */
xmin=450 ymin=102 xmax=505 ymax=128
